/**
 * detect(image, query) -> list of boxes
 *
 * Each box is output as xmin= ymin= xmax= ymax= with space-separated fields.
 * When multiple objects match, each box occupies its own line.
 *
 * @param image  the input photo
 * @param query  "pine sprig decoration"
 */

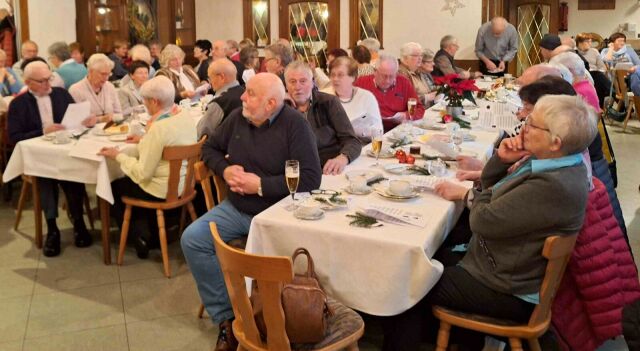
xmin=346 ymin=212 xmax=380 ymax=228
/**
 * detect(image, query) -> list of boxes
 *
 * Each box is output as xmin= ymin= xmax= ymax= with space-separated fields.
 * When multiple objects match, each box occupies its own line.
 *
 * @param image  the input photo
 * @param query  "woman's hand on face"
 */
xmin=497 ymin=134 xmax=530 ymax=163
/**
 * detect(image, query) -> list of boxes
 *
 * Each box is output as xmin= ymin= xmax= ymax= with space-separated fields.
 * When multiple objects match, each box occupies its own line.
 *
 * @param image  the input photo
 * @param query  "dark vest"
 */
xmin=214 ymin=84 xmax=245 ymax=123
xmin=432 ymin=49 xmax=455 ymax=77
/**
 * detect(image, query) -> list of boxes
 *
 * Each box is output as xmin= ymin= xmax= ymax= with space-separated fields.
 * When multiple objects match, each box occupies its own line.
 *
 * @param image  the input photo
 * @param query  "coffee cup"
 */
xmin=388 ymin=180 xmax=413 ymax=196
xmin=349 ymin=176 xmax=369 ymax=192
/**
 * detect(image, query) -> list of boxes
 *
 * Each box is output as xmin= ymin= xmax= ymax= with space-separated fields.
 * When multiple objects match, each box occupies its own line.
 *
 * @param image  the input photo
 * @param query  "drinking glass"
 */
xmin=407 ymin=98 xmax=417 ymax=120
xmin=285 ymin=160 xmax=300 ymax=211
xmin=452 ymin=129 xmax=464 ymax=152
xmin=447 ymin=122 xmax=460 ymax=144
xmin=369 ymin=127 xmax=383 ymax=167
xmin=428 ymin=158 xmax=447 ymax=177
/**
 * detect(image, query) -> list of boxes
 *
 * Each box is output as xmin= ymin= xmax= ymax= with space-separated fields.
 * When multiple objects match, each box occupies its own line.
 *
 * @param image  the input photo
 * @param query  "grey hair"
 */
xmin=48 ymin=42 xmax=70 ymax=61
xmin=360 ymin=38 xmax=381 ymax=53
xmin=129 ymin=44 xmax=151 ymax=64
xmin=265 ymin=43 xmax=294 ymax=67
xmin=422 ymin=48 xmax=435 ymax=62
xmin=440 ymin=35 xmax=457 ymax=49
xmin=140 ymin=75 xmax=175 ymax=109
xmin=400 ymin=42 xmax=423 ymax=58
xmin=159 ymin=44 xmax=185 ymax=68
xmin=284 ymin=60 xmax=313 ymax=79
xmin=23 ymin=61 xmax=50 ymax=80
xmin=549 ymin=52 xmax=587 ymax=80
xmin=86 ymin=53 xmax=115 ymax=71
xmin=378 ymin=53 xmax=399 ymax=70
xmin=535 ymin=95 xmax=598 ymax=155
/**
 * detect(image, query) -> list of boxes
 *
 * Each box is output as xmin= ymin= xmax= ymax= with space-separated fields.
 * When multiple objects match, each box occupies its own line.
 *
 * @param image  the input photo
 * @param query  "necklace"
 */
xmin=337 ymin=88 xmax=356 ymax=103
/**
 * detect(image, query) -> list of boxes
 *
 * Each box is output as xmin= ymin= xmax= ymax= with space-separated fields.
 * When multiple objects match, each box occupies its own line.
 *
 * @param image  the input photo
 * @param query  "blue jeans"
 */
xmin=180 ymin=199 xmax=253 ymax=324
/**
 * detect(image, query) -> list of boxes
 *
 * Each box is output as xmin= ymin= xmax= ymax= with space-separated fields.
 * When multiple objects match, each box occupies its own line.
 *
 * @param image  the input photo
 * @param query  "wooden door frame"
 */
xmin=243 ymin=0 xmax=271 ymax=46
xmin=17 ymin=0 xmax=28 ymax=43
xmin=278 ymin=0 xmax=340 ymax=51
xmin=349 ymin=0 xmax=383 ymax=49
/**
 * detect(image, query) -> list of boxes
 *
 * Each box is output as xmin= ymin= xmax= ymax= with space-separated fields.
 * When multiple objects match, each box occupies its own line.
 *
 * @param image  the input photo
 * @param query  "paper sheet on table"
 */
xmin=360 ymin=205 xmax=427 ymax=227
xmin=61 ymin=101 xmax=91 ymax=131
xmin=68 ymin=138 xmax=119 ymax=162
xmin=478 ymin=100 xmax=521 ymax=135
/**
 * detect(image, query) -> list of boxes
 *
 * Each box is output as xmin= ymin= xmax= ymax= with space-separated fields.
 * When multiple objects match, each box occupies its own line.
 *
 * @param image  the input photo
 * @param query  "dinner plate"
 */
xmin=345 ymin=170 xmax=383 ymax=182
xmin=374 ymin=187 xmax=420 ymax=200
xmin=366 ymin=148 xmax=395 ymax=159
xmin=293 ymin=209 xmax=325 ymax=220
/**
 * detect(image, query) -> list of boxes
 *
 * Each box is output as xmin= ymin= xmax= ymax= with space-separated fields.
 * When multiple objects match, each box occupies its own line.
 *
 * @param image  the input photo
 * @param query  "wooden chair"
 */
xmin=14 ymin=175 xmax=94 ymax=248
xmin=210 ymin=222 xmax=365 ymax=351
xmin=622 ymin=95 xmax=640 ymax=131
xmin=117 ymin=137 xmax=206 ymax=278
xmin=432 ymin=235 xmax=577 ymax=351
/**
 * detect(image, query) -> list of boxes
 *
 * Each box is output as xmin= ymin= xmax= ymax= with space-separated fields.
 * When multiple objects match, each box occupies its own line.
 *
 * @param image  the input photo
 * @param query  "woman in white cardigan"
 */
xmin=98 ymin=76 xmax=197 ymax=258
xmin=69 ymin=53 xmax=122 ymax=124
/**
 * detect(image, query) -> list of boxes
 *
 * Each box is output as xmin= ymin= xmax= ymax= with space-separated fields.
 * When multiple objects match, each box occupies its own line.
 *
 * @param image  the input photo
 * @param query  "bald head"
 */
xmin=516 ymin=63 xmax=562 ymax=86
xmin=491 ymin=17 xmax=507 ymax=36
xmin=241 ymin=73 xmax=285 ymax=125
xmin=212 ymin=40 xmax=228 ymax=60
xmin=208 ymin=58 xmax=237 ymax=90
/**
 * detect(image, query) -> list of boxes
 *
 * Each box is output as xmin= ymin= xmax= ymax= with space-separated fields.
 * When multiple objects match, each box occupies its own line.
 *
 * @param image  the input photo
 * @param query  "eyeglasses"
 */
xmin=30 ymin=76 xmax=53 ymax=84
xmin=524 ymin=114 xmax=550 ymax=132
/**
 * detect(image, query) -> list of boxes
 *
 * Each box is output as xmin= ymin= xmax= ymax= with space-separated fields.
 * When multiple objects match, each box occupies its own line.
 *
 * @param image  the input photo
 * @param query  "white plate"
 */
xmin=383 ymin=163 xmax=412 ymax=175
xmin=374 ymin=187 xmax=420 ymax=200
xmin=345 ymin=170 xmax=383 ymax=182
xmin=366 ymin=148 xmax=395 ymax=159
xmin=343 ymin=186 xmax=372 ymax=195
xmin=108 ymin=134 xmax=128 ymax=142
xmin=41 ymin=134 xmax=55 ymax=141
xmin=415 ymin=121 xmax=446 ymax=131
xmin=293 ymin=209 xmax=325 ymax=220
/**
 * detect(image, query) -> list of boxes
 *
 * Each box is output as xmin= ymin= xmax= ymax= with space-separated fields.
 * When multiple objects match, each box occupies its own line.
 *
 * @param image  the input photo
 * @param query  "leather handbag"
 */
xmin=251 ymin=248 xmax=332 ymax=343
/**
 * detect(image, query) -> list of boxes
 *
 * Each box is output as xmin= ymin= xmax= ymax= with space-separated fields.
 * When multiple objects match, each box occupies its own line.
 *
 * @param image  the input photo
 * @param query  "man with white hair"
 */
xmin=13 ymin=40 xmax=39 ymax=78
xmin=69 ymin=53 xmax=122 ymax=123
xmin=474 ymin=16 xmax=518 ymax=75
xmin=197 ymin=58 xmax=244 ymax=138
xmin=434 ymin=35 xmax=482 ymax=78
xmin=360 ymin=37 xmax=381 ymax=67
xmin=355 ymin=53 xmax=425 ymax=131
xmin=285 ymin=61 xmax=361 ymax=174
xmin=8 ymin=61 xmax=93 ymax=257
xmin=515 ymin=63 xmax=568 ymax=86
xmin=181 ymin=72 xmax=321 ymax=351
xmin=98 ymin=75 xmax=197 ymax=258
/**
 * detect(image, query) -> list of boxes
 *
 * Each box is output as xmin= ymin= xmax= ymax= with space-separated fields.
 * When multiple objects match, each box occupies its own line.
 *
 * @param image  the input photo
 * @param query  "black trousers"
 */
xmin=479 ymin=59 xmax=507 ymax=76
xmin=381 ymin=209 xmax=536 ymax=351
xmin=38 ymin=177 xmax=85 ymax=222
xmin=111 ymin=177 xmax=163 ymax=242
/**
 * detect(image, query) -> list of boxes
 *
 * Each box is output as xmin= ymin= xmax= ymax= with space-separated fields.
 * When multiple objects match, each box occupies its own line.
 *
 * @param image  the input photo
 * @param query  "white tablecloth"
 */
xmin=246 ymin=122 xmax=499 ymax=316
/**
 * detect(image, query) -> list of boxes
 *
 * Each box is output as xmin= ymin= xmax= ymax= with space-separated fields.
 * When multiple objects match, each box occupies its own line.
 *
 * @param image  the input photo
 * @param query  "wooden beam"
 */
xmin=18 ymin=0 xmax=28 ymax=42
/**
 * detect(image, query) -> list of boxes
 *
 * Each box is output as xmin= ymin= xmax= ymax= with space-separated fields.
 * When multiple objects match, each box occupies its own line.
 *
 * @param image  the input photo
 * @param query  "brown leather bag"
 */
xmin=251 ymin=248 xmax=332 ymax=343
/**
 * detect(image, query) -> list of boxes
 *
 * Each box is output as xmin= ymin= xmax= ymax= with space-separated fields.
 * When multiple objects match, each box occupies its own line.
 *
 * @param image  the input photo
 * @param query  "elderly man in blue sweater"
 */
xmin=181 ymin=72 xmax=322 ymax=351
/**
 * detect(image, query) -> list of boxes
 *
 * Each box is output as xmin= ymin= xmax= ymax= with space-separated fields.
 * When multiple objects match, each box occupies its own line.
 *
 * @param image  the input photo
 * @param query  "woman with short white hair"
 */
xmin=118 ymin=44 xmax=156 ymax=87
xmin=399 ymin=42 xmax=436 ymax=107
xmin=155 ymin=44 xmax=202 ymax=102
xmin=98 ymin=75 xmax=198 ymax=258
xmin=69 ymin=53 xmax=122 ymax=124
xmin=0 ymin=48 xmax=23 ymax=96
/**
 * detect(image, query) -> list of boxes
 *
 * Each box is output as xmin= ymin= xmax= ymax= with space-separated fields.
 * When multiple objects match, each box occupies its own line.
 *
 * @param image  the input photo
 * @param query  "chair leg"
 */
xmin=178 ymin=205 xmax=186 ymax=235
xmin=197 ymin=303 xmax=205 ymax=318
xmin=32 ymin=178 xmax=43 ymax=249
xmin=117 ymin=205 xmax=132 ymax=265
xmin=528 ymin=338 xmax=542 ymax=351
xmin=509 ymin=338 xmax=524 ymax=351
xmin=14 ymin=178 xmax=30 ymax=230
xmin=435 ymin=321 xmax=451 ymax=351
xmin=345 ymin=342 xmax=359 ymax=351
xmin=157 ymin=209 xmax=171 ymax=278
xmin=84 ymin=192 xmax=94 ymax=230
xmin=623 ymin=104 xmax=634 ymax=131
xmin=187 ymin=201 xmax=197 ymax=221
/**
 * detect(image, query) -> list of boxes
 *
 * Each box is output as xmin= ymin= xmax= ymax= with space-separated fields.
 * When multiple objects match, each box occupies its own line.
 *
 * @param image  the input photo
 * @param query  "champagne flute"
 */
xmin=370 ymin=127 xmax=383 ymax=167
xmin=285 ymin=160 xmax=300 ymax=210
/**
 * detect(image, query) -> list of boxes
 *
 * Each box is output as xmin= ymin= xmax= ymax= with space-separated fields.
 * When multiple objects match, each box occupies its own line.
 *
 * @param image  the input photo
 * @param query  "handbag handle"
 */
xmin=291 ymin=247 xmax=315 ymax=278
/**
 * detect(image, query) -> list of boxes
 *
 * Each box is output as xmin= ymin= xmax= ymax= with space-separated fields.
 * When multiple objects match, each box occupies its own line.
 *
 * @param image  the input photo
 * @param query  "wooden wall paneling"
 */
xmin=243 ymin=0 xmax=252 ymax=41
xmin=578 ymin=0 xmax=615 ymax=10
xmin=157 ymin=0 xmax=175 ymax=47
xmin=349 ymin=0 xmax=383 ymax=49
xmin=18 ymin=0 xmax=29 ymax=42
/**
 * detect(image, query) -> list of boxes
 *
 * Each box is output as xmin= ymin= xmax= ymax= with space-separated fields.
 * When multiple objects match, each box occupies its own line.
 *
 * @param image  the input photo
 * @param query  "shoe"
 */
xmin=135 ymin=235 xmax=150 ymax=259
xmin=74 ymin=227 xmax=93 ymax=248
xmin=214 ymin=319 xmax=238 ymax=351
xmin=43 ymin=230 xmax=61 ymax=257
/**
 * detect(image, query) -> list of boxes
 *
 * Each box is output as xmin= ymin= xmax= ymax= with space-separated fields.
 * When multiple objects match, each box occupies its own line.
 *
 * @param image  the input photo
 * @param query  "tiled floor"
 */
xmin=0 ymin=120 xmax=638 ymax=350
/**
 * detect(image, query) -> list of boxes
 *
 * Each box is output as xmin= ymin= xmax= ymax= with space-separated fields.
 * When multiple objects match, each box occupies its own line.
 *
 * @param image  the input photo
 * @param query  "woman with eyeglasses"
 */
xmin=384 ymin=95 xmax=598 ymax=350
xmin=399 ymin=42 xmax=435 ymax=107
xmin=118 ymin=60 xmax=150 ymax=115
xmin=69 ymin=53 xmax=122 ymax=126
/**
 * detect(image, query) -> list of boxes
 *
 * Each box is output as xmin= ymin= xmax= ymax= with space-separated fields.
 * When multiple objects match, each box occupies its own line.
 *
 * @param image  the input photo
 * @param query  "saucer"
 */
xmin=366 ymin=147 xmax=395 ymax=158
xmin=41 ymin=134 xmax=55 ymax=141
xmin=345 ymin=170 xmax=383 ymax=182
xmin=384 ymin=164 xmax=412 ymax=175
xmin=293 ymin=209 xmax=325 ymax=220
xmin=374 ymin=187 xmax=420 ymax=200
xmin=343 ymin=186 xmax=372 ymax=195
xmin=52 ymin=138 xmax=72 ymax=145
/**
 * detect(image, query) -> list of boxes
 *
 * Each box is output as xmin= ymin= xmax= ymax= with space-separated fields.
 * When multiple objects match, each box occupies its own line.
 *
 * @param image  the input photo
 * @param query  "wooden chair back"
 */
xmin=527 ymin=235 xmax=577 ymax=327
xmin=194 ymin=161 xmax=215 ymax=210
xmin=613 ymin=70 xmax=631 ymax=100
xmin=210 ymin=222 xmax=294 ymax=351
xmin=213 ymin=174 xmax=227 ymax=203
xmin=162 ymin=136 xmax=206 ymax=203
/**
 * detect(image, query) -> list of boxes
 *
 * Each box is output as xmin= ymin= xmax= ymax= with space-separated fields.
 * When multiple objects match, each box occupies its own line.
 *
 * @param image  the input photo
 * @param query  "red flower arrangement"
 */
xmin=434 ymin=74 xmax=480 ymax=107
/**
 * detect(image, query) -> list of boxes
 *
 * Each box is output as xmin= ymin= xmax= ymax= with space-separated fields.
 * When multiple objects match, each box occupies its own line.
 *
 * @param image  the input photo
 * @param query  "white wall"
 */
xmin=27 ymin=0 xmax=76 ymax=56
xmin=193 ymin=0 xmax=481 ymax=60
xmin=562 ymin=0 xmax=640 ymax=38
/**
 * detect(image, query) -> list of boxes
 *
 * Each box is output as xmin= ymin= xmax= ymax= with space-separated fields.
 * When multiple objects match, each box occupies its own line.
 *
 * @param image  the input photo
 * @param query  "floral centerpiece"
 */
xmin=434 ymin=74 xmax=479 ymax=127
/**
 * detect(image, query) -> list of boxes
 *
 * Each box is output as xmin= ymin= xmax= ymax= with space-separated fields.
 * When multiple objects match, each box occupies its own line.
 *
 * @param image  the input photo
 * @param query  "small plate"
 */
xmin=383 ymin=163 xmax=412 ymax=175
xmin=345 ymin=170 xmax=383 ymax=182
xmin=374 ymin=187 xmax=420 ymax=200
xmin=366 ymin=148 xmax=395 ymax=159
xmin=343 ymin=186 xmax=372 ymax=195
xmin=52 ymin=138 xmax=72 ymax=145
xmin=293 ymin=209 xmax=325 ymax=220
xmin=41 ymin=134 xmax=55 ymax=141
xmin=108 ymin=134 xmax=128 ymax=142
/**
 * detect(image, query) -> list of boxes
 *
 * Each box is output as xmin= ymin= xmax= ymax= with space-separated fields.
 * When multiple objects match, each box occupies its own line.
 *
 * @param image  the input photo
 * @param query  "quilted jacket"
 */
xmin=551 ymin=177 xmax=640 ymax=351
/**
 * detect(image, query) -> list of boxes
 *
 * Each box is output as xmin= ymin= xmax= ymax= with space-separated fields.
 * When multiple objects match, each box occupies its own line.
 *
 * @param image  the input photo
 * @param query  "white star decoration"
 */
xmin=442 ymin=0 xmax=465 ymax=16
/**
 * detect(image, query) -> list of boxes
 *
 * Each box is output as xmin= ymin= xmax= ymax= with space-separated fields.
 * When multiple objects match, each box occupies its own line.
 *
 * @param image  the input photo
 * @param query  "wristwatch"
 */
xmin=257 ymin=179 xmax=263 ymax=197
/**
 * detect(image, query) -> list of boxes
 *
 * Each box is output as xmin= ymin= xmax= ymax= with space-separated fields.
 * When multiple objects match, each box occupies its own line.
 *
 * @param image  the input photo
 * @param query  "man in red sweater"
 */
xmin=355 ymin=53 xmax=425 ymax=131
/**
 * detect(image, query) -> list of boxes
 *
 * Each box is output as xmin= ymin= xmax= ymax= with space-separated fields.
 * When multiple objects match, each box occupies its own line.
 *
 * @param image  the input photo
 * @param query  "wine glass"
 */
xmin=452 ymin=129 xmax=465 ymax=152
xmin=369 ymin=127 xmax=383 ymax=167
xmin=285 ymin=160 xmax=300 ymax=211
